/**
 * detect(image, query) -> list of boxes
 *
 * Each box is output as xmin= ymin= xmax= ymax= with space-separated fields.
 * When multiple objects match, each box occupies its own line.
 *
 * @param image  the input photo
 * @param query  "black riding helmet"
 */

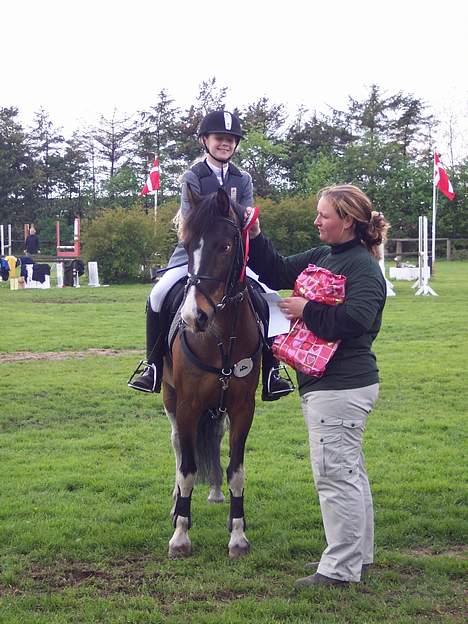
xmin=198 ymin=111 xmax=243 ymax=142
xmin=198 ymin=111 xmax=243 ymax=166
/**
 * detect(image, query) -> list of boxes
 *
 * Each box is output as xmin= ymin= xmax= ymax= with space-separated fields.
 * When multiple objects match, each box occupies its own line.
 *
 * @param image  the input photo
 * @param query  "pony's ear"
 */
xmin=186 ymin=183 xmax=201 ymax=208
xmin=217 ymin=187 xmax=230 ymax=217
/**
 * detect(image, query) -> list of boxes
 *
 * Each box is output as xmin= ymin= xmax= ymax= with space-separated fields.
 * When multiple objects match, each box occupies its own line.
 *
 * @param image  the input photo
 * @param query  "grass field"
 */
xmin=0 ymin=262 xmax=467 ymax=623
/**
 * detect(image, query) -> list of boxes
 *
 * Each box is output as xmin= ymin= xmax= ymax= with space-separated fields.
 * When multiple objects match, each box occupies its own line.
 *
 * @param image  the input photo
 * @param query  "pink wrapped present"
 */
xmin=272 ymin=265 xmax=346 ymax=377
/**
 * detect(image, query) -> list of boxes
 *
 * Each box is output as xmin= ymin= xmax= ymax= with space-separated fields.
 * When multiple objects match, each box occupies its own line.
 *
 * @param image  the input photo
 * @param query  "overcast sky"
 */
xmin=3 ymin=0 xmax=467 ymax=158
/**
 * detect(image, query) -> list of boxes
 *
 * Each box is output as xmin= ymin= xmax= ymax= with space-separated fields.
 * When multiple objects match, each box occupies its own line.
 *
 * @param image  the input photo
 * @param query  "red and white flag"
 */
xmin=140 ymin=158 xmax=160 ymax=196
xmin=434 ymin=151 xmax=455 ymax=201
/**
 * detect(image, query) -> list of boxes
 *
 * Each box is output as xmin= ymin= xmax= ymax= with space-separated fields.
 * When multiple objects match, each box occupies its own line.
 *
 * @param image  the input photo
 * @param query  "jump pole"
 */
xmin=1 ymin=224 xmax=12 ymax=256
xmin=415 ymin=216 xmax=437 ymax=296
xmin=56 ymin=217 xmax=81 ymax=258
xmin=412 ymin=216 xmax=424 ymax=290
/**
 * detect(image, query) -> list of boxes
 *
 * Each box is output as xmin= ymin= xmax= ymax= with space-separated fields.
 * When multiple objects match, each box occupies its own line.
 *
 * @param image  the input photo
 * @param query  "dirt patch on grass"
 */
xmin=405 ymin=545 xmax=468 ymax=558
xmin=28 ymin=556 xmax=159 ymax=594
xmin=0 ymin=555 xmax=163 ymax=597
xmin=0 ymin=348 xmax=142 ymax=363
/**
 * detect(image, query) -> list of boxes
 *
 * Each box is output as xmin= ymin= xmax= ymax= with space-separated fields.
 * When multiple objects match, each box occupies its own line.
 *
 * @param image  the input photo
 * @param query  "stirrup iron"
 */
xmin=267 ymin=364 xmax=295 ymax=395
xmin=127 ymin=360 xmax=158 ymax=393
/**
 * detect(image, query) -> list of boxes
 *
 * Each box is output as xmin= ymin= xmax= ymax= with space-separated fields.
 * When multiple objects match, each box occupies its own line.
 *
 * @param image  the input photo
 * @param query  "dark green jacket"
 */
xmin=249 ymin=235 xmax=387 ymax=394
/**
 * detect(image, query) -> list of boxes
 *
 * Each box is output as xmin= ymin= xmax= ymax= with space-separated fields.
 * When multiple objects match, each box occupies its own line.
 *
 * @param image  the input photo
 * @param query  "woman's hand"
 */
xmin=245 ymin=207 xmax=261 ymax=238
xmin=278 ymin=296 xmax=308 ymax=320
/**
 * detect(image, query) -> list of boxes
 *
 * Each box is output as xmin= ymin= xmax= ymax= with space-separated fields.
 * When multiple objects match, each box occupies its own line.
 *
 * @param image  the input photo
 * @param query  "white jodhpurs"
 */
xmin=149 ymin=265 xmax=188 ymax=312
xmin=300 ymin=383 xmax=379 ymax=582
xmin=148 ymin=265 xmax=264 ymax=313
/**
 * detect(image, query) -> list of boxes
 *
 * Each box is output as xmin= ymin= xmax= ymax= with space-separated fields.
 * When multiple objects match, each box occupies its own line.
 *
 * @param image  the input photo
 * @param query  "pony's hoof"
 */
xmin=228 ymin=540 xmax=250 ymax=559
xmin=207 ymin=489 xmax=225 ymax=503
xmin=168 ymin=542 xmax=192 ymax=558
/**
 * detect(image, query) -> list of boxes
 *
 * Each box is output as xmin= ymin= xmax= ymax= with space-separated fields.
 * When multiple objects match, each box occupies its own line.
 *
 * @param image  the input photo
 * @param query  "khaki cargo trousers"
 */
xmin=300 ymin=383 xmax=379 ymax=582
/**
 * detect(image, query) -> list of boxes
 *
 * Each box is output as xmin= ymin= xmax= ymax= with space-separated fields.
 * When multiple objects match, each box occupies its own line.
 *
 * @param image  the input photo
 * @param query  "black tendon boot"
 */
xmin=261 ymin=344 xmax=294 ymax=401
xmin=128 ymin=305 xmax=164 ymax=393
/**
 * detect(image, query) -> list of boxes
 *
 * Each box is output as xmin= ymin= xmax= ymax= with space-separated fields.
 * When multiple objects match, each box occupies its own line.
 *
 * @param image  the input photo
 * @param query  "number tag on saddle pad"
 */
xmin=233 ymin=358 xmax=254 ymax=378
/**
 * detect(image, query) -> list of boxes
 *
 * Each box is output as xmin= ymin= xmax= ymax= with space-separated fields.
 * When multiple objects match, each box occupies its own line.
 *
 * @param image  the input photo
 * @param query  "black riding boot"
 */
xmin=128 ymin=305 xmax=164 ymax=393
xmin=261 ymin=343 xmax=294 ymax=401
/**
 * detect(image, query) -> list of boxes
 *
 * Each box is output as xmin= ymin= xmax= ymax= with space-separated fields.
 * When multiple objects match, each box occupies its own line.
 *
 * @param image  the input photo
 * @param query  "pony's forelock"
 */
xmin=182 ymin=191 xmax=242 ymax=246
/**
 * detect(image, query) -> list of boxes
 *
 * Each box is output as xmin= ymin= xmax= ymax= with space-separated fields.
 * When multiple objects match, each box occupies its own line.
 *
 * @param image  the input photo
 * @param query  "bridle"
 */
xmin=184 ymin=216 xmax=246 ymax=314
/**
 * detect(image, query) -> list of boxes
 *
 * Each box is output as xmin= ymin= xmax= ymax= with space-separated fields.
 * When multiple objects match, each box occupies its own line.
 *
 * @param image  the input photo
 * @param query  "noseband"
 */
xmin=184 ymin=216 xmax=245 ymax=314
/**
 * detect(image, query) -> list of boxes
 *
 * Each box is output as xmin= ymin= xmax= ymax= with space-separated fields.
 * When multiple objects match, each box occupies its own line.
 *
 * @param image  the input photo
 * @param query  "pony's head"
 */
xmin=180 ymin=187 xmax=245 ymax=332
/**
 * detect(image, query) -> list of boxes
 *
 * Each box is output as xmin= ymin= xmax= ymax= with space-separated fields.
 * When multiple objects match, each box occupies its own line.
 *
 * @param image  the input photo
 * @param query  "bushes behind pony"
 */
xmin=81 ymin=207 xmax=174 ymax=284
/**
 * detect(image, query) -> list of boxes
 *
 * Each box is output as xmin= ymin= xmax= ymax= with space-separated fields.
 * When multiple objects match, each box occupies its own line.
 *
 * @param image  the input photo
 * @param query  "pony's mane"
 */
xmin=182 ymin=192 xmax=243 ymax=245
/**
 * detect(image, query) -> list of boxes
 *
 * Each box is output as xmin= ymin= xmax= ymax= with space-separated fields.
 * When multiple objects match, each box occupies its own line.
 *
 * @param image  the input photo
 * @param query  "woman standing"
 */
xmin=247 ymin=184 xmax=389 ymax=587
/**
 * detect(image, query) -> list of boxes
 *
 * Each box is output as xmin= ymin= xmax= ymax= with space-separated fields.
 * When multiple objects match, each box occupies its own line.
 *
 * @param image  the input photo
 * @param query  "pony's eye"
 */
xmin=221 ymin=242 xmax=232 ymax=253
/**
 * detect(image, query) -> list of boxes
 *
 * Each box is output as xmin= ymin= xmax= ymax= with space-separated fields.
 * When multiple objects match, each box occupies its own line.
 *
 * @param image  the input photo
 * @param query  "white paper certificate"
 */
xmin=260 ymin=292 xmax=291 ymax=337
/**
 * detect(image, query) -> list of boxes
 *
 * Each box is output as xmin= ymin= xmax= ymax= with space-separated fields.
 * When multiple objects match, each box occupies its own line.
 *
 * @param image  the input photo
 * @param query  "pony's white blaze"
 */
xmin=181 ymin=238 xmax=204 ymax=326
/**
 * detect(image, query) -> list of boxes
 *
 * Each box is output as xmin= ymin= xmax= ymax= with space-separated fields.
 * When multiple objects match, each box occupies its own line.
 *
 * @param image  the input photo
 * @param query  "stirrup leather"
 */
xmin=267 ymin=364 xmax=295 ymax=395
xmin=127 ymin=360 xmax=158 ymax=393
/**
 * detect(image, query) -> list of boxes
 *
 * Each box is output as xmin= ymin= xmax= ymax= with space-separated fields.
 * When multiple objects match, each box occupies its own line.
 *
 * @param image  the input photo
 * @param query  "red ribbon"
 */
xmin=240 ymin=207 xmax=260 ymax=281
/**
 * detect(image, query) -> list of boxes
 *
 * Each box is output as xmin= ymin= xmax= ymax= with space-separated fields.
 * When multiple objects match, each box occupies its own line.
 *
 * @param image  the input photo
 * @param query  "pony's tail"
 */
xmin=195 ymin=411 xmax=227 ymax=484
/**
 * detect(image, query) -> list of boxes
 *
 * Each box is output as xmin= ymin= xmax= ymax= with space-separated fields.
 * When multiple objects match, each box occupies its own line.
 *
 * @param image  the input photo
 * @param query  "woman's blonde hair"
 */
xmin=317 ymin=184 xmax=390 ymax=258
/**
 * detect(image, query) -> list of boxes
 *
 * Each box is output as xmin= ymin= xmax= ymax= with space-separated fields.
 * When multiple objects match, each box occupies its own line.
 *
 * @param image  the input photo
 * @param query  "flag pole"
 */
xmin=153 ymin=152 xmax=158 ymax=221
xmin=432 ymin=152 xmax=437 ymax=273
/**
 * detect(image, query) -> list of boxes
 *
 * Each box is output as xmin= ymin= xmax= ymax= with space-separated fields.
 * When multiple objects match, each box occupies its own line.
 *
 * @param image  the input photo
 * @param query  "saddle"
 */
xmin=160 ymin=278 xmax=187 ymax=357
xmin=246 ymin=278 xmax=270 ymax=329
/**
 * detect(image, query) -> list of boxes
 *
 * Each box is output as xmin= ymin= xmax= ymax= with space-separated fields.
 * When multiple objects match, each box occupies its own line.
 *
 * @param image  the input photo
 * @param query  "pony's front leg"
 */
xmin=162 ymin=384 xmax=180 ymax=510
xmin=227 ymin=424 xmax=252 ymax=559
xmin=168 ymin=429 xmax=197 ymax=558
xmin=166 ymin=410 xmax=181 ymax=511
